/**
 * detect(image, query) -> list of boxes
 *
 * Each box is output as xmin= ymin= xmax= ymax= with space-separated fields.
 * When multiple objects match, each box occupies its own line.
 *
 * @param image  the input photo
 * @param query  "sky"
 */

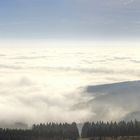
xmin=0 ymin=0 xmax=140 ymax=40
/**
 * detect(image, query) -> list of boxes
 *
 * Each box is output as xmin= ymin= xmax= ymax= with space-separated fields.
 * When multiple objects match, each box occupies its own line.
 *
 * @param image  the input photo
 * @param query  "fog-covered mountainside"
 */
xmin=81 ymin=80 xmax=140 ymax=121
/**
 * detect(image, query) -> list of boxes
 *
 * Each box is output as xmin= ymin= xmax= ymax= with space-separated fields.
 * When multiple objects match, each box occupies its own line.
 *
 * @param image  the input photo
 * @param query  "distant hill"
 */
xmin=83 ymin=80 xmax=140 ymax=121
xmin=86 ymin=80 xmax=140 ymax=95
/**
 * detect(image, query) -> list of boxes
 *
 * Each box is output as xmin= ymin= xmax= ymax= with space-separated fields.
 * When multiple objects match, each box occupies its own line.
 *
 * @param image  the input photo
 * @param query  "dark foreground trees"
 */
xmin=81 ymin=120 xmax=140 ymax=138
xmin=1 ymin=120 xmax=140 ymax=140
xmin=0 ymin=122 xmax=79 ymax=140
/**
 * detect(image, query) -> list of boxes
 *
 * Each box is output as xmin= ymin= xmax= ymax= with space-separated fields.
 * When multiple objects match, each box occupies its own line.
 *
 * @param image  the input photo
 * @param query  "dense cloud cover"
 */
xmin=0 ymin=46 xmax=140 ymax=127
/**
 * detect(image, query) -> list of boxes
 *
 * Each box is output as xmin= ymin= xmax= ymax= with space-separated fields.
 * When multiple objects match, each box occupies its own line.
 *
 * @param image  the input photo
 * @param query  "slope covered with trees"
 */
xmin=81 ymin=120 xmax=140 ymax=138
xmin=0 ymin=122 xmax=79 ymax=140
xmin=1 ymin=120 xmax=140 ymax=140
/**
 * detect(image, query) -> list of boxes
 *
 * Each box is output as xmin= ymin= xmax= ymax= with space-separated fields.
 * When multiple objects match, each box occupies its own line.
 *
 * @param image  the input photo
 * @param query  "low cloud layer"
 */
xmin=0 ymin=47 xmax=140 ymax=128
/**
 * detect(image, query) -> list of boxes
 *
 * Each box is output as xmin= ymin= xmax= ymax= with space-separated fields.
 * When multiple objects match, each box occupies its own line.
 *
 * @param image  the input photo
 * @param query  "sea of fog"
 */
xmin=0 ymin=47 xmax=140 ymax=127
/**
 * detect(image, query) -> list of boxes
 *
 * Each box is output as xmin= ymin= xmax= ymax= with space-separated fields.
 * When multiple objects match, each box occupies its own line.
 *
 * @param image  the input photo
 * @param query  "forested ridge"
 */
xmin=0 ymin=122 xmax=79 ymax=140
xmin=81 ymin=120 xmax=140 ymax=138
xmin=0 ymin=120 xmax=140 ymax=140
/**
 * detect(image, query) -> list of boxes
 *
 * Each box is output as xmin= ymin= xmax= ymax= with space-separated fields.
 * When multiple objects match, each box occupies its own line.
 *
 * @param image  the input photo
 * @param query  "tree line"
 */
xmin=81 ymin=120 xmax=140 ymax=138
xmin=0 ymin=122 xmax=79 ymax=140
xmin=0 ymin=120 xmax=140 ymax=140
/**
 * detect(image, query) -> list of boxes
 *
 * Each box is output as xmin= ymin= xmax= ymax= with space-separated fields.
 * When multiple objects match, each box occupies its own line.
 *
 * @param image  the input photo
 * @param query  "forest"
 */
xmin=0 ymin=122 xmax=79 ymax=140
xmin=81 ymin=120 xmax=140 ymax=138
xmin=0 ymin=120 xmax=140 ymax=140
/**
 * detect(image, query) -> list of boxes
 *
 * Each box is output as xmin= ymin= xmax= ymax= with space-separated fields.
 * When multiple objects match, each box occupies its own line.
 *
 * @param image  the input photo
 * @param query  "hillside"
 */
xmin=83 ymin=80 xmax=140 ymax=121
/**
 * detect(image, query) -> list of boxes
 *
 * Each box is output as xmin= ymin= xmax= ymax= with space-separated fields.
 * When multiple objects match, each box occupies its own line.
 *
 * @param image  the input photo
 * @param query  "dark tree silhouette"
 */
xmin=0 ymin=122 xmax=79 ymax=140
xmin=81 ymin=120 xmax=140 ymax=138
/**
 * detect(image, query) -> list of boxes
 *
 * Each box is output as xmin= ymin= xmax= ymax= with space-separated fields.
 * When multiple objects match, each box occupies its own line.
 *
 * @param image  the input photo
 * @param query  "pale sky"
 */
xmin=0 ymin=0 xmax=140 ymax=40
